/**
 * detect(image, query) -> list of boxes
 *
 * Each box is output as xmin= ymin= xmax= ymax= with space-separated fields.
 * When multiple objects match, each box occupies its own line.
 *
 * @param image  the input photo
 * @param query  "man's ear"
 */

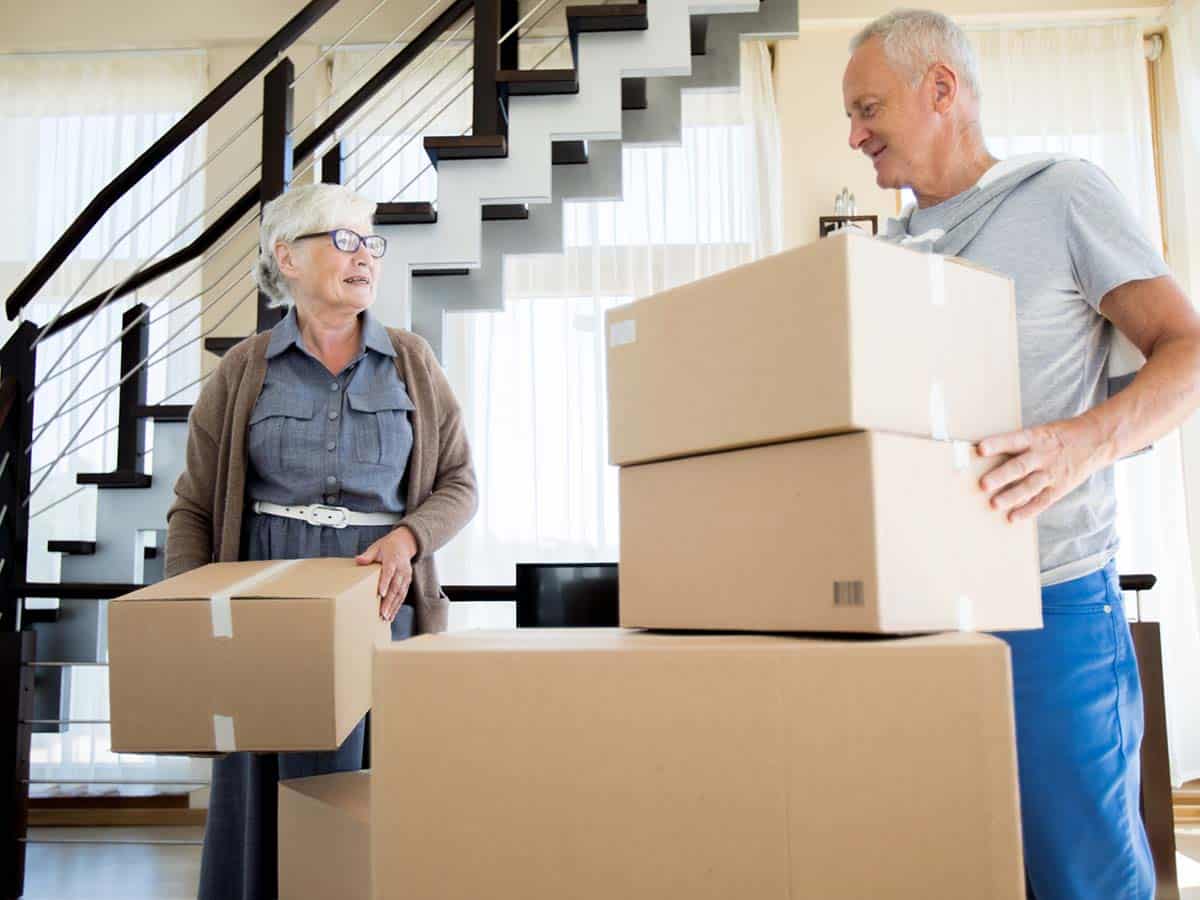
xmin=929 ymin=62 xmax=958 ymax=113
xmin=275 ymin=240 xmax=303 ymax=279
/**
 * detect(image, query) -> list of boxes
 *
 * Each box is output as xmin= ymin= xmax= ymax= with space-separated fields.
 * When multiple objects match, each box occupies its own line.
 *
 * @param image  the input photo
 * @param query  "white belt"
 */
xmin=252 ymin=501 xmax=403 ymax=530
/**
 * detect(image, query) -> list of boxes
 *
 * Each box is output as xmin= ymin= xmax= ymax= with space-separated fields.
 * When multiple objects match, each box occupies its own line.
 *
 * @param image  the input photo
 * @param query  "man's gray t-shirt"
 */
xmin=908 ymin=158 xmax=1169 ymax=585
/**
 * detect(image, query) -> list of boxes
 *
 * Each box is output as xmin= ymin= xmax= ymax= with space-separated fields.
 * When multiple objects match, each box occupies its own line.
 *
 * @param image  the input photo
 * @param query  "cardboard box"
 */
xmin=108 ymin=558 xmax=390 ymax=754
xmin=605 ymin=231 xmax=1021 ymax=466
xmin=279 ymin=770 xmax=371 ymax=900
xmin=620 ymin=431 xmax=1041 ymax=634
xmin=372 ymin=628 xmax=1025 ymax=900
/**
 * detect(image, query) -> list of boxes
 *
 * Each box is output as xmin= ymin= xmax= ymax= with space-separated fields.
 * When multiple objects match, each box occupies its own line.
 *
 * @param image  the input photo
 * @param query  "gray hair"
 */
xmin=850 ymin=9 xmax=983 ymax=101
xmin=253 ymin=182 xmax=377 ymax=306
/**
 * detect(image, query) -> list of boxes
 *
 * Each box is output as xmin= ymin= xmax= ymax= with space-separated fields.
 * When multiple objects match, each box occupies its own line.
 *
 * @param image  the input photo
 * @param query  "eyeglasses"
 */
xmin=294 ymin=228 xmax=388 ymax=259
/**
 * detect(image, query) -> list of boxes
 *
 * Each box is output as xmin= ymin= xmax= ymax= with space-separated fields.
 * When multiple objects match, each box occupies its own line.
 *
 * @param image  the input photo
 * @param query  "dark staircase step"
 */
xmin=691 ymin=16 xmax=708 ymax=56
xmin=413 ymin=268 xmax=471 ymax=278
xmin=497 ymin=68 xmax=578 ymax=96
xmin=375 ymin=202 xmax=437 ymax=226
xmin=75 ymin=471 xmax=152 ymax=489
xmin=136 ymin=404 xmax=190 ymax=422
xmin=553 ymin=140 xmax=589 ymax=165
xmin=482 ymin=204 xmax=530 ymax=221
xmin=566 ymin=3 xmax=648 ymax=63
xmin=424 ymin=134 xmax=507 ymax=168
xmin=622 ymin=77 xmax=647 ymax=110
xmin=375 ymin=202 xmax=531 ymax=227
xmin=203 ymin=336 xmax=245 ymax=358
xmin=47 ymin=541 xmax=96 ymax=556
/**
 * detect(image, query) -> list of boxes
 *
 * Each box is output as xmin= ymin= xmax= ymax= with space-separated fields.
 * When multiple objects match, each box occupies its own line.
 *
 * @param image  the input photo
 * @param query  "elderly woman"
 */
xmin=165 ymin=182 xmax=477 ymax=900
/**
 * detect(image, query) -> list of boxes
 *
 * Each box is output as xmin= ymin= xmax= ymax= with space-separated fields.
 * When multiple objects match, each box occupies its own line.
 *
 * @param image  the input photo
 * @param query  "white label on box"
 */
xmin=213 ymin=715 xmax=236 ymax=752
xmin=953 ymin=440 xmax=971 ymax=471
xmin=608 ymin=319 xmax=637 ymax=348
xmin=956 ymin=595 xmax=974 ymax=632
xmin=929 ymin=254 xmax=946 ymax=306
xmin=929 ymin=382 xmax=948 ymax=441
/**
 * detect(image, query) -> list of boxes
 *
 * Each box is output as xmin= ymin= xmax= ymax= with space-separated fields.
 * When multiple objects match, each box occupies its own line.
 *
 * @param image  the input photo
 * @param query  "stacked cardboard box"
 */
xmin=282 ymin=233 xmax=1039 ymax=898
xmin=606 ymin=230 xmax=1042 ymax=633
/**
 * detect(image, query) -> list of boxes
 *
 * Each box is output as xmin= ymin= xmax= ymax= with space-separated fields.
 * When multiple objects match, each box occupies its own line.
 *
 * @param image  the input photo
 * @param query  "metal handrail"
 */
xmin=27 ymin=210 xmax=259 ymax=446
xmin=4 ymin=0 xmax=341 ymax=322
xmin=23 ymin=287 xmax=251 ymax=503
xmin=36 ymin=0 xmax=477 ymax=336
xmin=289 ymin=0 xmax=453 ymax=138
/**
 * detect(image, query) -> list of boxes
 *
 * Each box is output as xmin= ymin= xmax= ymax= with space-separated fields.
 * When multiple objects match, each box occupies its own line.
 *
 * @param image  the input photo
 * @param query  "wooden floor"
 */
xmin=19 ymin=825 xmax=1200 ymax=899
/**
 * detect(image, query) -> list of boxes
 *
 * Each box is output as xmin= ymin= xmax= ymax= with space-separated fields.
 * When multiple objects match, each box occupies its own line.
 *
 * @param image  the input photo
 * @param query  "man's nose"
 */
xmin=848 ymin=120 xmax=870 ymax=151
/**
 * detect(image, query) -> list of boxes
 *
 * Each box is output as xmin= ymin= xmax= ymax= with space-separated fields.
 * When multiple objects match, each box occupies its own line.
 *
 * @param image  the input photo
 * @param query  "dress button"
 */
xmin=325 ymin=495 xmax=336 ymax=504
xmin=328 ymin=410 xmax=339 ymax=421
xmin=327 ymin=441 xmax=336 ymax=452
xmin=1103 ymin=604 xmax=1112 ymax=614
xmin=326 ymin=476 xmax=337 ymax=486
xmin=330 ymin=383 xmax=340 ymax=392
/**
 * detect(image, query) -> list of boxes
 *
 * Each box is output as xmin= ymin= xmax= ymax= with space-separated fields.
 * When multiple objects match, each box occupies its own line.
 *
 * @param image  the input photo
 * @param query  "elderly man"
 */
xmin=843 ymin=10 xmax=1200 ymax=900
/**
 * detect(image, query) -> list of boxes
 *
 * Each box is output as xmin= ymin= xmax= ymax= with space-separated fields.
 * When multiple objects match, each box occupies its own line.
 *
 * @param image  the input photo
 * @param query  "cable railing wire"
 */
xmin=288 ymin=11 xmax=475 ymax=188
xmin=288 ymin=0 xmax=454 ymax=142
xmin=289 ymin=0 xmax=394 ymax=88
xmin=351 ymin=69 xmax=475 ymax=191
xmin=29 ymin=366 xmax=211 ymax=480
xmin=338 ymin=13 xmax=475 ymax=166
xmin=27 ymin=112 xmax=264 ymax=355
xmin=146 ymin=242 xmax=258 ymax=328
xmin=23 ymin=285 xmax=253 ymax=504
xmin=27 ymin=163 xmax=262 ymax=426
xmin=27 ymin=208 xmax=260 ymax=448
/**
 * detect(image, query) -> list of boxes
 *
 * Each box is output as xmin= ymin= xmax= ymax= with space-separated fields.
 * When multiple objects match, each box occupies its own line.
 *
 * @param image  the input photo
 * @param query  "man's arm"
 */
xmin=978 ymin=274 xmax=1200 ymax=521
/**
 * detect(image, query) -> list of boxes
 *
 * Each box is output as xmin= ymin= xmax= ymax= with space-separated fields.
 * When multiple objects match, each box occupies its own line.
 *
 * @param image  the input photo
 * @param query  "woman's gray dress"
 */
xmin=197 ymin=308 xmax=415 ymax=900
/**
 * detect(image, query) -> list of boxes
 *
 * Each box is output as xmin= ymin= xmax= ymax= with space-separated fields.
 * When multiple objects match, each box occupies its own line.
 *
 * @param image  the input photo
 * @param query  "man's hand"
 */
xmin=355 ymin=526 xmax=420 ymax=622
xmin=977 ymin=417 xmax=1110 ymax=522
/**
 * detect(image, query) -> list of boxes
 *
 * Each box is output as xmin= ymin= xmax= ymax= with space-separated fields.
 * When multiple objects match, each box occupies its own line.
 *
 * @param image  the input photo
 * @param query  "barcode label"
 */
xmin=833 ymin=580 xmax=865 ymax=607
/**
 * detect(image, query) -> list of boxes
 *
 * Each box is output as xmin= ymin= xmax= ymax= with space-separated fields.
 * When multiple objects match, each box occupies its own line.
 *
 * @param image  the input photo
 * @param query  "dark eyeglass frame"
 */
xmin=294 ymin=228 xmax=388 ymax=258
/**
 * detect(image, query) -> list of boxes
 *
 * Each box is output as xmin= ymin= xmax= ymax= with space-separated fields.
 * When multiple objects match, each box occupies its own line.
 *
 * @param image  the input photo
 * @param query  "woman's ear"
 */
xmin=274 ymin=240 xmax=303 ymax=280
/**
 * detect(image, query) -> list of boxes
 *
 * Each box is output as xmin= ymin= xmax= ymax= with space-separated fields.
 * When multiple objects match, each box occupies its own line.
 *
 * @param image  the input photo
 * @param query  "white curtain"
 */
xmin=970 ymin=21 xmax=1200 ymax=786
xmin=434 ymin=41 xmax=782 ymax=631
xmin=0 ymin=50 xmax=209 ymax=793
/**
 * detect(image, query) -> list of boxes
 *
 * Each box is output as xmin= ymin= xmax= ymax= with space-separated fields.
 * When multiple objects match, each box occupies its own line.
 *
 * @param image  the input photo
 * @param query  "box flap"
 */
xmin=115 ymin=557 xmax=380 ymax=603
xmin=280 ymin=770 xmax=371 ymax=824
xmin=380 ymin=628 xmax=1002 ymax=655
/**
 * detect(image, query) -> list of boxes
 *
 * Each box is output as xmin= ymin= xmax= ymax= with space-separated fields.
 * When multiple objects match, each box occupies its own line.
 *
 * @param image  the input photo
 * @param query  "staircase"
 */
xmin=0 ymin=0 xmax=799 ymax=894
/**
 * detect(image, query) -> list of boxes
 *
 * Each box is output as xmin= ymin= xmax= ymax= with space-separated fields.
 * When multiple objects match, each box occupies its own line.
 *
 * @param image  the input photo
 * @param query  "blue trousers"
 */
xmin=995 ymin=562 xmax=1155 ymax=900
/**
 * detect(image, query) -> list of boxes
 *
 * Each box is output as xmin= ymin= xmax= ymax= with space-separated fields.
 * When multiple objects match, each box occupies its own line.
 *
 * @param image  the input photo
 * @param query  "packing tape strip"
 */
xmin=929 ymin=382 xmax=948 ymax=441
xmin=957 ymin=595 xmax=974 ymax=632
xmin=213 ymin=714 xmax=236 ymax=753
xmin=953 ymin=440 xmax=971 ymax=471
xmin=210 ymin=558 xmax=304 ymax=639
xmin=929 ymin=254 xmax=946 ymax=306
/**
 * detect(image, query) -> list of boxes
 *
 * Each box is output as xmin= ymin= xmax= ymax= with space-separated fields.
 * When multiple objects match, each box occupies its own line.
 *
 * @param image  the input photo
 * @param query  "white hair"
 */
xmin=253 ymin=182 xmax=377 ymax=307
xmin=850 ymin=9 xmax=983 ymax=102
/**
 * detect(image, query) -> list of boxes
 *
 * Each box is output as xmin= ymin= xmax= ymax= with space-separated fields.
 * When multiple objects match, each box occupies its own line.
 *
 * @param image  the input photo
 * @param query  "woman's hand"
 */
xmin=355 ymin=526 xmax=419 ymax=622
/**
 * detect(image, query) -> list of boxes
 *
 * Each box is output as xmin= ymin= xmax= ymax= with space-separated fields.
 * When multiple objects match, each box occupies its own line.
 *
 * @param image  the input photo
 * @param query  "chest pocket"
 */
xmin=248 ymin=390 xmax=316 ymax=476
xmin=346 ymin=387 xmax=415 ymax=466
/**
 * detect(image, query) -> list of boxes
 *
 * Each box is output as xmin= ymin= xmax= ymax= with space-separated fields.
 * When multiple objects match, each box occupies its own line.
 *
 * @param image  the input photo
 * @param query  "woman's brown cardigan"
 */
xmin=164 ymin=327 xmax=477 ymax=634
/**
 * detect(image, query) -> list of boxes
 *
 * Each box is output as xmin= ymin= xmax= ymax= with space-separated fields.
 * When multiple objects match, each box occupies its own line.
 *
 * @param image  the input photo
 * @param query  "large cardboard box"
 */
xmin=605 ymin=231 xmax=1021 ymax=466
xmin=620 ymin=431 xmax=1042 ymax=634
xmin=108 ymin=558 xmax=389 ymax=754
xmin=279 ymin=770 xmax=371 ymax=900
xmin=372 ymin=629 xmax=1025 ymax=900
